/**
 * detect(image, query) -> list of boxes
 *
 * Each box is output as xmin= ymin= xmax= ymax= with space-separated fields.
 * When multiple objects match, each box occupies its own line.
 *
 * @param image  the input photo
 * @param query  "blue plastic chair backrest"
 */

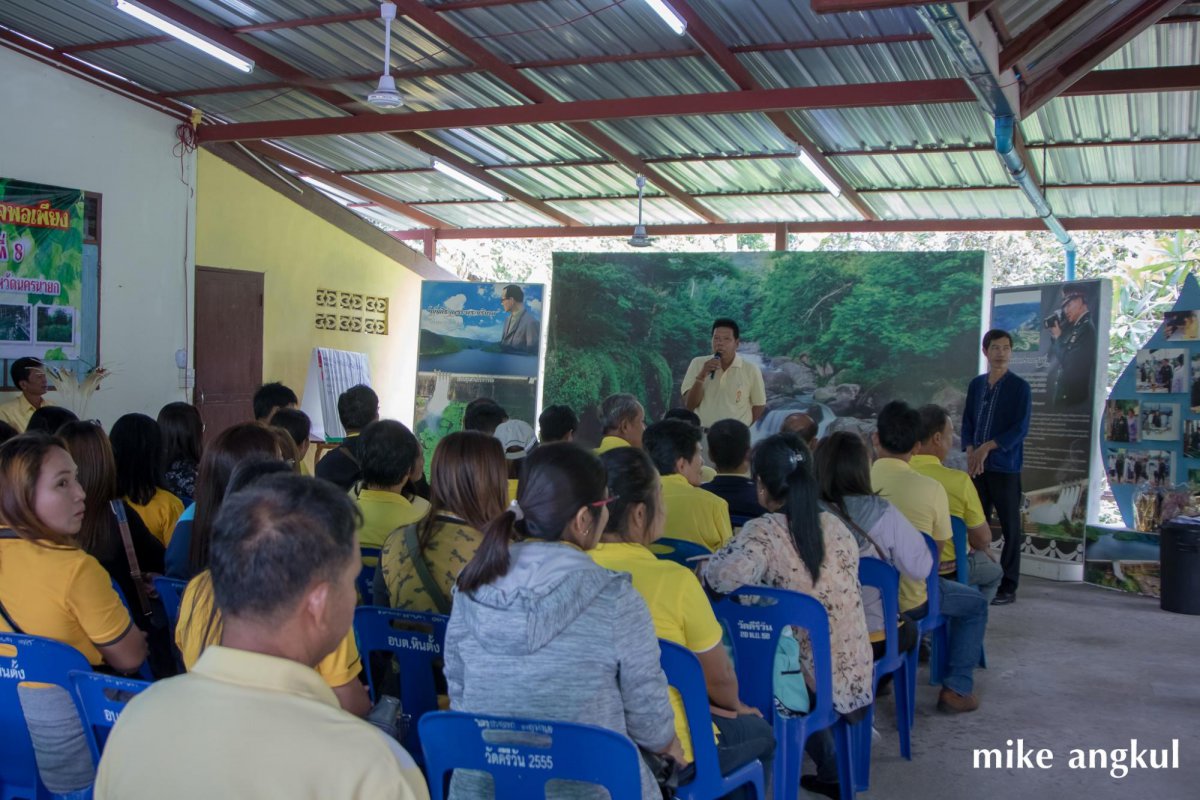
xmin=420 ymin=710 xmax=643 ymax=800
xmin=68 ymin=669 xmax=151 ymax=765
xmin=0 ymin=632 xmax=92 ymax=798
xmin=730 ymin=515 xmax=753 ymax=529
xmin=658 ymin=639 xmax=725 ymax=784
xmin=922 ymin=534 xmax=942 ymax=619
xmin=949 ymin=517 xmax=970 ymax=584
xmin=858 ymin=557 xmax=900 ymax=665
xmin=711 ymin=586 xmax=835 ymax=727
xmin=358 ymin=547 xmax=382 ymax=603
xmin=353 ymin=605 xmax=448 ymax=757
xmin=649 ymin=537 xmax=711 ymax=567
xmin=152 ymin=576 xmax=188 ymax=633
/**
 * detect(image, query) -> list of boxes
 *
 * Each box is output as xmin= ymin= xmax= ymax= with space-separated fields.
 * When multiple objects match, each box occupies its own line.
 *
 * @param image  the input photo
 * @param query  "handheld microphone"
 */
xmin=709 ymin=352 xmax=720 ymax=379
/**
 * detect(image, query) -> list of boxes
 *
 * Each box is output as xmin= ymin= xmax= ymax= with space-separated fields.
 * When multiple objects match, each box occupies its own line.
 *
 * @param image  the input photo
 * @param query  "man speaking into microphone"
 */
xmin=681 ymin=318 xmax=766 ymax=428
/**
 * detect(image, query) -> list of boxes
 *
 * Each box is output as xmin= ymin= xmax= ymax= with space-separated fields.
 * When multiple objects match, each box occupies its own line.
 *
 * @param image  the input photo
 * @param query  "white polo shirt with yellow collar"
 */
xmin=94 ymin=645 xmax=429 ymax=800
xmin=681 ymin=354 xmax=765 ymax=428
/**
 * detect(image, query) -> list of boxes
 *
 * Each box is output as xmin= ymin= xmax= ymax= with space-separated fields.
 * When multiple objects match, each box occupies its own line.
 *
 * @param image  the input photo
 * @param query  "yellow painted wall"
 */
xmin=195 ymin=149 xmax=422 ymax=424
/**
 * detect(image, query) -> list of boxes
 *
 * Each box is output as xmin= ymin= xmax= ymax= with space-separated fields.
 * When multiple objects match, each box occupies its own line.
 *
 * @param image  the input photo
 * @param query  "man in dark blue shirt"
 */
xmin=963 ymin=329 xmax=1032 ymax=606
xmin=701 ymin=418 xmax=766 ymax=523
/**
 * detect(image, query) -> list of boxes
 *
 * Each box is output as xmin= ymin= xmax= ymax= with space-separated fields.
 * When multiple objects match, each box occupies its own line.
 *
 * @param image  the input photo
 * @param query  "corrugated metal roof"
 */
xmin=1023 ymin=92 xmax=1200 ymax=144
xmin=0 ymin=0 xmax=150 ymax=47
xmin=411 ymin=200 xmax=563 ymax=228
xmin=1099 ymin=19 xmax=1200 ymax=70
xmin=591 ymin=113 xmax=794 ymax=159
xmin=652 ymin=158 xmax=823 ymax=194
xmin=271 ymin=134 xmax=433 ymax=171
xmin=351 ymin=170 xmax=493 ymax=203
xmin=739 ymin=40 xmax=960 ymax=89
xmin=868 ymin=190 xmax=1030 ymax=220
xmin=831 ymin=151 xmax=1012 ymax=189
xmin=548 ymin=196 xmax=707 ymax=226
xmin=421 ymin=124 xmax=606 ymax=166
xmin=791 ymin=103 xmax=995 ymax=152
xmin=1042 ymin=142 xmax=1200 ymax=184
xmin=191 ymin=88 xmax=347 ymax=122
xmin=524 ymin=57 xmax=738 ymax=102
xmin=1049 ymin=185 xmax=1200 ymax=217
xmin=489 ymin=164 xmax=645 ymax=199
xmin=700 ymin=192 xmax=862 ymax=222
xmin=685 ymin=0 xmax=926 ymax=44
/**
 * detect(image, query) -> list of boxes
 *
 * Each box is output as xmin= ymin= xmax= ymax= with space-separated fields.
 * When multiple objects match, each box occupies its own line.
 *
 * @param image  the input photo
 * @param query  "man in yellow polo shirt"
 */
xmin=644 ymin=419 xmax=732 ymax=550
xmin=870 ymin=401 xmax=988 ymax=714
xmin=97 ymin=474 xmax=428 ymax=800
xmin=0 ymin=357 xmax=55 ymax=431
xmin=595 ymin=392 xmax=646 ymax=454
xmin=913 ymin=404 xmax=1004 ymax=604
xmin=681 ymin=318 xmax=766 ymax=428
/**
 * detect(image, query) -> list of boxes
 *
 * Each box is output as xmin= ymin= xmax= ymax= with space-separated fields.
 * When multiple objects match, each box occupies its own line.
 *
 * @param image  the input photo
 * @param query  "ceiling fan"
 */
xmin=367 ymin=2 xmax=408 ymax=109
xmin=629 ymin=174 xmax=653 ymax=247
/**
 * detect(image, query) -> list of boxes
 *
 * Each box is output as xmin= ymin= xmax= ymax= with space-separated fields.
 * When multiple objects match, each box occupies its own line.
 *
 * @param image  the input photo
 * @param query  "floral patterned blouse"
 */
xmin=703 ymin=510 xmax=874 ymax=716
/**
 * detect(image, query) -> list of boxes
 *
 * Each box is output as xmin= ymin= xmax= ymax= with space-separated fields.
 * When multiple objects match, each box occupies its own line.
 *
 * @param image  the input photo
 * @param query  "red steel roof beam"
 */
xmin=968 ymin=0 xmax=1002 ymax=20
xmin=391 ymin=0 xmax=724 ymax=224
xmin=1021 ymin=0 xmax=1190 ymax=116
xmin=810 ymin=0 xmax=946 ymax=11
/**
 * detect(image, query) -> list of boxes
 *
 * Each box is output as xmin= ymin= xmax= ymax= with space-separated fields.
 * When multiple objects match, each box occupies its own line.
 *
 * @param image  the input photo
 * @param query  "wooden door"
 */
xmin=194 ymin=267 xmax=263 ymax=444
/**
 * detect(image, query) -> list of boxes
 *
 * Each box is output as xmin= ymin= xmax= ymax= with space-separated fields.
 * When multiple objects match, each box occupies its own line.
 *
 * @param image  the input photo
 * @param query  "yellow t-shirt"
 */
xmin=354 ymin=489 xmax=431 ymax=550
xmin=661 ymin=473 xmax=733 ymax=551
xmin=380 ymin=517 xmax=482 ymax=614
xmin=910 ymin=454 xmax=987 ymax=574
xmin=595 ymin=435 xmax=632 ymax=454
xmin=870 ymin=458 xmax=952 ymax=612
xmin=0 ymin=394 xmax=55 ymax=432
xmin=0 ymin=534 xmax=133 ymax=665
xmin=126 ymin=488 xmax=184 ymax=547
xmin=94 ymin=646 xmax=430 ymax=800
xmin=590 ymin=542 xmax=723 ymax=762
xmin=680 ymin=354 xmax=766 ymax=428
xmin=175 ymin=570 xmax=362 ymax=688
xmin=507 ymin=479 xmax=519 ymax=504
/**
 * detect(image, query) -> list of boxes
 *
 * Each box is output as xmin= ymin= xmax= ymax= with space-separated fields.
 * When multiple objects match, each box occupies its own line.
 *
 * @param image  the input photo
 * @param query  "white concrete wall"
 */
xmin=0 ymin=45 xmax=193 ymax=425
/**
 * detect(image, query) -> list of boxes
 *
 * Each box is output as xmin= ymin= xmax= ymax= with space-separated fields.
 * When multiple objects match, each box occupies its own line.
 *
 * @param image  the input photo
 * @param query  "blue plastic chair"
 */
xmin=353 ymin=606 xmax=448 ymax=763
xmin=912 ymin=534 xmax=951 ymax=697
xmin=68 ymin=670 xmax=151 ymax=765
xmin=106 ymin=581 xmax=154 ymax=682
xmin=711 ymin=586 xmax=862 ymax=800
xmin=420 ymin=710 xmax=643 ymax=799
xmin=855 ymin=557 xmax=912 ymax=790
xmin=649 ymin=537 xmax=711 ymax=567
xmin=730 ymin=514 xmax=753 ymax=529
xmin=357 ymin=547 xmax=382 ymax=604
xmin=0 ymin=632 xmax=92 ymax=800
xmin=658 ymin=639 xmax=766 ymax=799
xmin=151 ymin=576 xmax=187 ymax=634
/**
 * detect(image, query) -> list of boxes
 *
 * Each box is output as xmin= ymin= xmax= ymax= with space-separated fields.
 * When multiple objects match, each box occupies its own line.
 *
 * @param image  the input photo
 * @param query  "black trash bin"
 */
xmin=1159 ymin=518 xmax=1200 ymax=615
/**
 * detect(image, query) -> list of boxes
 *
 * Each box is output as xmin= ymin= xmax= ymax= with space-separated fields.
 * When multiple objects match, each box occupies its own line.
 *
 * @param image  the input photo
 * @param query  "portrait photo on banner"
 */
xmin=1103 ymin=399 xmax=1139 ymax=443
xmin=1136 ymin=347 xmax=1189 ymax=394
xmin=545 ymin=250 xmax=986 ymax=448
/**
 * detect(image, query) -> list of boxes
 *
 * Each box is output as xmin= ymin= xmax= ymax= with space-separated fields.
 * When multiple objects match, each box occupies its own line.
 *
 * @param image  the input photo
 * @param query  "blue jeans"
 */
xmin=968 ymin=551 xmax=1003 ymax=604
xmin=937 ymin=577 xmax=988 ymax=696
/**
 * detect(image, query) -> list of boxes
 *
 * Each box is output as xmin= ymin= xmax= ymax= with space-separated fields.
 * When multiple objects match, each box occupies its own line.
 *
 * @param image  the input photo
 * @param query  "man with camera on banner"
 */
xmin=1046 ymin=285 xmax=1097 ymax=412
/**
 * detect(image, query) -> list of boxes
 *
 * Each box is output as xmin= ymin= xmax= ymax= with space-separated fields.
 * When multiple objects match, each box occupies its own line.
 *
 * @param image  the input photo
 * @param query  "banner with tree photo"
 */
xmin=546 ymin=251 xmax=988 ymax=449
xmin=0 ymin=178 xmax=85 ymax=363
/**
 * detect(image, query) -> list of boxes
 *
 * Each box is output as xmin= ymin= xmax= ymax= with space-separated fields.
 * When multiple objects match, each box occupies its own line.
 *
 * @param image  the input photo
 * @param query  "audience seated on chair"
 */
xmin=816 ymin=431 xmax=931 ymax=661
xmin=594 ymin=447 xmax=775 ymax=792
xmin=110 ymin=413 xmax=184 ymax=546
xmin=174 ymin=459 xmax=370 ymax=717
xmin=315 ymin=384 xmax=379 ymax=491
xmin=662 ymin=407 xmax=718 ymax=483
xmin=701 ymin=418 xmax=767 ymax=521
xmin=446 ymin=442 xmax=684 ymax=800
xmin=252 ymin=380 xmax=298 ymax=424
xmin=645 ymin=419 xmax=732 ymax=551
xmin=595 ymin=392 xmax=646 ymax=453
xmin=94 ymin=473 xmax=429 ymax=800
xmin=912 ymin=405 xmax=1004 ymax=604
xmin=26 ymin=405 xmax=78 ymax=435
xmin=158 ymin=402 xmax=203 ymax=503
xmin=270 ymin=407 xmax=313 ymax=475
xmin=494 ymin=418 xmax=535 ymax=501
xmin=0 ymin=357 xmax=57 ymax=431
xmin=870 ymin=401 xmax=988 ymax=714
xmin=537 ymin=403 xmax=577 ymax=444
xmin=164 ymin=423 xmax=282 ymax=580
xmin=702 ymin=433 xmax=872 ymax=800
xmin=354 ymin=420 xmax=430 ymax=549
xmin=460 ymin=397 xmax=507 ymax=436
xmin=378 ymin=432 xmax=506 ymax=614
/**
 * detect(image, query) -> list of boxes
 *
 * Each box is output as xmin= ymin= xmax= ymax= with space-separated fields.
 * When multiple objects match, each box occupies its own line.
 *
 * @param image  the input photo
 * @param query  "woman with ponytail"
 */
xmin=702 ymin=432 xmax=872 ymax=800
xmin=447 ymin=442 xmax=683 ymax=800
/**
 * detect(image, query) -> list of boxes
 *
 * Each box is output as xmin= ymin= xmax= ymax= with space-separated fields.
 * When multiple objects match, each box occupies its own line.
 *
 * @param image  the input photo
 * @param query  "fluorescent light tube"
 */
xmin=643 ymin=0 xmax=687 ymax=35
xmin=432 ymin=160 xmax=506 ymax=202
xmin=300 ymin=176 xmax=360 ymax=206
xmin=113 ymin=1 xmax=254 ymax=73
xmin=797 ymin=148 xmax=842 ymax=198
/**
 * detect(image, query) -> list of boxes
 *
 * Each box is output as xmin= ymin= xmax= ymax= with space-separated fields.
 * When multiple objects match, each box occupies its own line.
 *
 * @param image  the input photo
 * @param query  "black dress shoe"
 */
xmin=801 ymin=775 xmax=841 ymax=799
xmin=991 ymin=591 xmax=1016 ymax=606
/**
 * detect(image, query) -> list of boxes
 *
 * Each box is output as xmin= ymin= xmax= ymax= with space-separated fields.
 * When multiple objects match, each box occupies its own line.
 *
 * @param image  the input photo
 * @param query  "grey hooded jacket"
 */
xmin=445 ymin=540 xmax=675 ymax=800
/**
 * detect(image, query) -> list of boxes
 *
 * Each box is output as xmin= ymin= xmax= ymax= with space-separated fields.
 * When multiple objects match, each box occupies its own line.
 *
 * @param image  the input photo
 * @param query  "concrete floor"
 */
xmin=835 ymin=577 xmax=1198 ymax=800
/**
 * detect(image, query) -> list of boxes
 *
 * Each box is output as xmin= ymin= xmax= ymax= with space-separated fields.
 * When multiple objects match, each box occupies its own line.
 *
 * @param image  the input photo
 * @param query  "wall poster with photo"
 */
xmin=1138 ymin=402 xmax=1179 ymax=441
xmin=1135 ymin=347 xmax=1188 ymax=394
xmin=1103 ymin=399 xmax=1139 ymax=443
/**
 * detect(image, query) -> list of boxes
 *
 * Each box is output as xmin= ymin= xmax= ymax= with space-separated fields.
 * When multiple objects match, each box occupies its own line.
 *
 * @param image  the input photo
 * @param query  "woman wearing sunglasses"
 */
xmin=446 ymin=442 xmax=683 ymax=800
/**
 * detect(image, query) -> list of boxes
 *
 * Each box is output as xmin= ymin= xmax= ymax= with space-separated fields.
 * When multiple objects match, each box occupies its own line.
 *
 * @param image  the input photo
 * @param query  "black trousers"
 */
xmin=973 ymin=470 xmax=1023 ymax=594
